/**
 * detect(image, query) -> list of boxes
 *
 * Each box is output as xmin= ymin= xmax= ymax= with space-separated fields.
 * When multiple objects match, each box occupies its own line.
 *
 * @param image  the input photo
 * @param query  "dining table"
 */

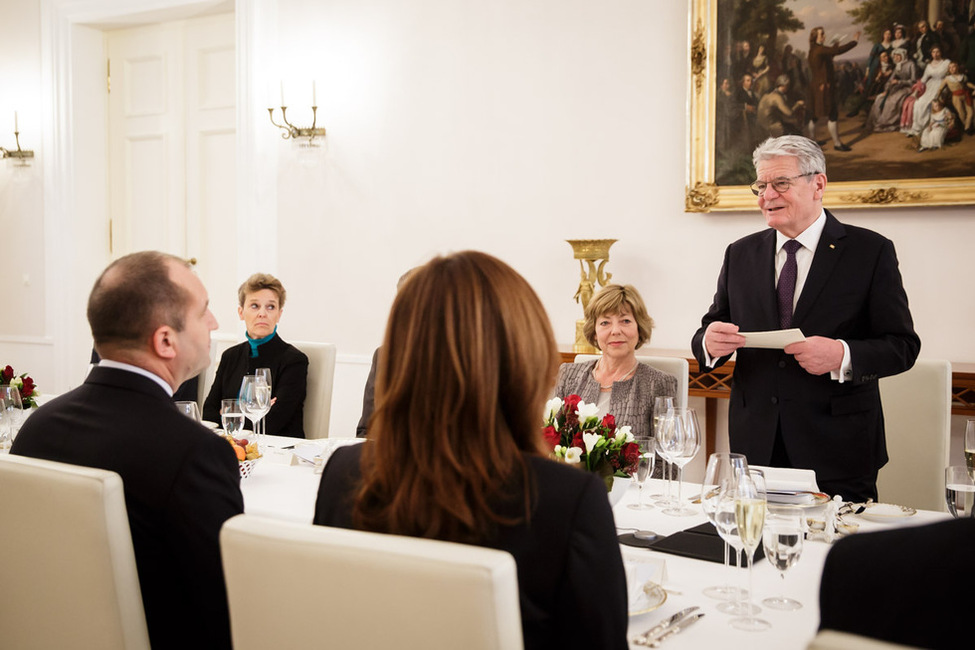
xmin=241 ymin=435 xmax=951 ymax=650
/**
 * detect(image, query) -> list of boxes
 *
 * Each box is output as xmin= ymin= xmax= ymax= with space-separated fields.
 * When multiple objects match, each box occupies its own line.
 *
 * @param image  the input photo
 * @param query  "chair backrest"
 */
xmin=0 ymin=455 xmax=150 ymax=650
xmin=220 ymin=514 xmax=524 ymax=650
xmin=199 ymin=331 xmax=242 ymax=406
xmin=877 ymin=358 xmax=952 ymax=512
xmin=574 ymin=354 xmax=689 ymax=409
xmin=290 ymin=340 xmax=337 ymax=438
xmin=807 ymin=629 xmax=921 ymax=649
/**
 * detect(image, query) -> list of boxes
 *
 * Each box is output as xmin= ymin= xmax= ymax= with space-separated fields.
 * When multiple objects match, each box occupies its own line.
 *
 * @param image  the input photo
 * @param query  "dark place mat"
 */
xmin=647 ymin=527 xmax=765 ymax=565
xmin=618 ymin=532 xmax=662 ymax=548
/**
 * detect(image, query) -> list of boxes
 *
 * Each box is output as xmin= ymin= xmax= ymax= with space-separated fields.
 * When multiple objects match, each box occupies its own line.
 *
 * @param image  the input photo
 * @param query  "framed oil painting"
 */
xmin=686 ymin=0 xmax=975 ymax=212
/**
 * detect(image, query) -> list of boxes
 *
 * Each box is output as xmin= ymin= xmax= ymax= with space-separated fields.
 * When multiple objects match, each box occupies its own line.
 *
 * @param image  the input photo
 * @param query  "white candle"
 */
xmin=280 ymin=82 xmax=285 ymax=107
xmin=14 ymin=111 xmax=18 ymax=132
xmin=312 ymin=81 xmax=317 ymax=106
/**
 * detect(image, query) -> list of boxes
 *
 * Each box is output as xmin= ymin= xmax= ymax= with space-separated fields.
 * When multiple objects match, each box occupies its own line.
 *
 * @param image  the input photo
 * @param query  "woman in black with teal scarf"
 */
xmin=202 ymin=273 xmax=309 ymax=437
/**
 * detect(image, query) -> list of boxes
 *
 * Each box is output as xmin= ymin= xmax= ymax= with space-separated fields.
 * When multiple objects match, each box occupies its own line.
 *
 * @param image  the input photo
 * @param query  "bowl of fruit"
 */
xmin=222 ymin=435 xmax=262 ymax=478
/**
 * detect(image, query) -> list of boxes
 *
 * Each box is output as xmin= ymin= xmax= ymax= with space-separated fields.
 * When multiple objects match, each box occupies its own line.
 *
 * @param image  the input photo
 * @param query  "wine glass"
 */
xmin=0 ymin=385 xmax=24 ymax=440
xmin=965 ymin=419 xmax=975 ymax=481
xmin=730 ymin=469 xmax=770 ymax=631
xmin=661 ymin=407 xmax=701 ymax=517
xmin=0 ymin=408 xmax=11 ymax=452
xmin=702 ymin=452 xmax=748 ymax=599
xmin=762 ymin=505 xmax=804 ymax=610
xmin=627 ymin=437 xmax=656 ymax=511
xmin=713 ymin=481 xmax=757 ymax=616
xmin=945 ymin=466 xmax=975 ymax=518
xmin=239 ymin=375 xmax=271 ymax=450
xmin=221 ymin=399 xmax=245 ymax=438
xmin=255 ymin=368 xmax=272 ymax=438
xmin=175 ymin=400 xmax=201 ymax=422
xmin=650 ymin=396 xmax=675 ymax=504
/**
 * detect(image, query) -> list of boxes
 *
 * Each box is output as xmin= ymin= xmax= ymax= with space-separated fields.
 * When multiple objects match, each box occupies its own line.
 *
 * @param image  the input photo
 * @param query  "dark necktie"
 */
xmin=778 ymin=239 xmax=802 ymax=329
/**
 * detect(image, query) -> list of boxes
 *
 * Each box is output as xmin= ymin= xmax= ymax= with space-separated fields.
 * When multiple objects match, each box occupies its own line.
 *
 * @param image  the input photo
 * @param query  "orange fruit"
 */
xmin=234 ymin=445 xmax=246 ymax=461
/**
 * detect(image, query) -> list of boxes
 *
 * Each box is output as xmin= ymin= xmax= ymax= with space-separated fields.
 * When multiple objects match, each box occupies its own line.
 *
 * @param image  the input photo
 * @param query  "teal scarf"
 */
xmin=246 ymin=327 xmax=277 ymax=358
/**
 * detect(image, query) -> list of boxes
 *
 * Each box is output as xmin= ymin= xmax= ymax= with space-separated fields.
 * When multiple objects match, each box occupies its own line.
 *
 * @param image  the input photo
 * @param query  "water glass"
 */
xmin=175 ymin=400 xmax=202 ymax=422
xmin=221 ymin=399 xmax=245 ymax=437
xmin=945 ymin=465 xmax=975 ymax=518
xmin=627 ymin=437 xmax=655 ymax=511
xmin=762 ymin=505 xmax=804 ymax=610
xmin=650 ymin=396 xmax=675 ymax=503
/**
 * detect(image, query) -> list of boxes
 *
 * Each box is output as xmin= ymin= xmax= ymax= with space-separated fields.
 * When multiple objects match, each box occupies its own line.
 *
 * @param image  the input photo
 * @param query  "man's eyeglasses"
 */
xmin=749 ymin=172 xmax=819 ymax=196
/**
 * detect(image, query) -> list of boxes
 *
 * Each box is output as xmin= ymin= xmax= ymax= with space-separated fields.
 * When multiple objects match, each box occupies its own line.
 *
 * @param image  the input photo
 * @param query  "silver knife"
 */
xmin=633 ymin=606 xmax=699 ymax=646
xmin=640 ymin=612 xmax=705 ymax=647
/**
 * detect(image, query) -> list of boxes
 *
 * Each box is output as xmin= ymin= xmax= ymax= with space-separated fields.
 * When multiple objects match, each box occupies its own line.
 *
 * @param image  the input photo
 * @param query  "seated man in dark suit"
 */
xmin=12 ymin=251 xmax=243 ymax=650
xmin=819 ymin=517 xmax=975 ymax=648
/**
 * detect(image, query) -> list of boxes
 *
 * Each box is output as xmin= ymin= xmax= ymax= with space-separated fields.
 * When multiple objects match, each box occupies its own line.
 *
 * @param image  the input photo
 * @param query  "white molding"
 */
xmin=0 ymin=336 xmax=55 ymax=346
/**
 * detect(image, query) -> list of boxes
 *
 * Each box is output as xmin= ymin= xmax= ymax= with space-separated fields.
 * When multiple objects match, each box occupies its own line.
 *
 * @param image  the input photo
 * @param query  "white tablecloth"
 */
xmin=239 ymin=442 xmax=951 ymax=649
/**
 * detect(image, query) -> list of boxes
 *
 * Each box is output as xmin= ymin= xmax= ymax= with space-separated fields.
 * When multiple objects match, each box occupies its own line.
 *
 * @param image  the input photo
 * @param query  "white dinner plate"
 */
xmin=858 ymin=502 xmax=916 ymax=523
xmin=628 ymin=582 xmax=667 ymax=616
xmin=201 ymin=420 xmax=219 ymax=429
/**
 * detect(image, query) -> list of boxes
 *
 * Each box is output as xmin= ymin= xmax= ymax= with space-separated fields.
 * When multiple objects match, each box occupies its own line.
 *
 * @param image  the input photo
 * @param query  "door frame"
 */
xmin=40 ymin=0 xmax=274 ymax=391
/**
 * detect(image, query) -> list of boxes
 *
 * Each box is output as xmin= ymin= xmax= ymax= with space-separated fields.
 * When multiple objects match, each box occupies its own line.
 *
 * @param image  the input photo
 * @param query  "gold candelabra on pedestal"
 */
xmin=566 ymin=239 xmax=616 ymax=353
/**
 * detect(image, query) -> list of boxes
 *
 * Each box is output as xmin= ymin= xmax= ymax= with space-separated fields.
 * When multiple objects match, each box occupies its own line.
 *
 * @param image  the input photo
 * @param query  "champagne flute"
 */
xmin=175 ymin=400 xmax=202 ymax=422
xmin=702 ymin=452 xmax=749 ymax=599
xmin=730 ymin=469 xmax=770 ymax=631
xmin=239 ymin=375 xmax=271 ymax=451
xmin=661 ymin=407 xmax=701 ymax=517
xmin=650 ymin=396 xmax=675 ymax=504
xmin=713 ymin=482 xmax=757 ymax=616
xmin=221 ymin=398 xmax=245 ymax=438
xmin=965 ymin=419 xmax=975 ymax=481
xmin=762 ymin=505 xmax=804 ymax=610
xmin=0 ymin=386 xmax=24 ymax=440
xmin=255 ymin=368 xmax=272 ymax=439
xmin=627 ymin=437 xmax=656 ymax=511
xmin=945 ymin=466 xmax=975 ymax=518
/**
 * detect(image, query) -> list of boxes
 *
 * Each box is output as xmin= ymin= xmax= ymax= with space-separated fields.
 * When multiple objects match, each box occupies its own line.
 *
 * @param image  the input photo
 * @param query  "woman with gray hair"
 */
xmin=865 ymin=47 xmax=919 ymax=132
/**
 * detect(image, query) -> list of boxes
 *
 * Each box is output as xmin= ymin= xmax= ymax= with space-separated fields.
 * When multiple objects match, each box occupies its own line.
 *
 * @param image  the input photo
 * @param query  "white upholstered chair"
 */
xmin=573 ymin=353 xmax=690 ymax=409
xmin=807 ymin=629 xmax=921 ymax=649
xmin=0 ymin=455 xmax=150 ymax=650
xmin=877 ymin=358 xmax=952 ymax=512
xmin=220 ymin=514 xmax=524 ymax=650
xmin=290 ymin=340 xmax=337 ymax=438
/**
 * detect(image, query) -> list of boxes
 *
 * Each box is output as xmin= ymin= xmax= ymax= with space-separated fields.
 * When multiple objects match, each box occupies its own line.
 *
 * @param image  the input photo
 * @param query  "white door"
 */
xmin=107 ymin=13 xmax=238 ymax=321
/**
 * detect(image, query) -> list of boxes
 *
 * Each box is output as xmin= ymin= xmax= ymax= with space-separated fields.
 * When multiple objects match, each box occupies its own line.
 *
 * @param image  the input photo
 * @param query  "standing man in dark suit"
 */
xmin=690 ymin=135 xmax=920 ymax=502
xmin=12 ymin=251 xmax=243 ymax=650
xmin=806 ymin=26 xmax=860 ymax=151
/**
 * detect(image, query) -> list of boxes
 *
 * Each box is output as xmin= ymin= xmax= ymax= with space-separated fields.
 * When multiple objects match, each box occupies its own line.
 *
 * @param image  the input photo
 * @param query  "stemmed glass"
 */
xmin=221 ymin=399 xmax=245 ymax=438
xmin=627 ymin=437 xmax=656 ymax=511
xmin=255 ymin=368 xmax=272 ymax=439
xmin=0 ymin=385 xmax=24 ymax=442
xmin=965 ymin=419 xmax=975 ymax=481
xmin=650 ymin=396 xmax=675 ymax=505
xmin=762 ymin=505 xmax=804 ymax=610
xmin=945 ymin=466 xmax=975 ymax=518
xmin=175 ymin=401 xmax=202 ymax=422
xmin=730 ymin=469 xmax=770 ymax=631
xmin=660 ymin=407 xmax=701 ymax=517
xmin=239 ymin=375 xmax=271 ymax=452
xmin=702 ymin=452 xmax=748 ymax=600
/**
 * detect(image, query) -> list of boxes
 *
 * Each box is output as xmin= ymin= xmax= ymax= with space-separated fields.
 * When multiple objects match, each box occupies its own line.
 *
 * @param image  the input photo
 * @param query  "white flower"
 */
xmin=544 ymin=397 xmax=563 ymax=423
xmin=576 ymin=400 xmax=599 ymax=425
xmin=564 ymin=447 xmax=582 ymax=464
xmin=9 ymin=376 xmax=23 ymax=390
xmin=583 ymin=431 xmax=603 ymax=453
xmin=615 ymin=425 xmax=634 ymax=443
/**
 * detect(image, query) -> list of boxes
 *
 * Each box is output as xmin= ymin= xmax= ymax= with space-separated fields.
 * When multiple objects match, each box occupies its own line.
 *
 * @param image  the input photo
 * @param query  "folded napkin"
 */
xmin=648 ymin=522 xmax=765 ymax=565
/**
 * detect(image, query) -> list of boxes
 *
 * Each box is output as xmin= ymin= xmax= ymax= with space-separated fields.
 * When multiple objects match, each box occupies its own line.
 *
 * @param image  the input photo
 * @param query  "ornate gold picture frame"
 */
xmin=686 ymin=0 xmax=975 ymax=212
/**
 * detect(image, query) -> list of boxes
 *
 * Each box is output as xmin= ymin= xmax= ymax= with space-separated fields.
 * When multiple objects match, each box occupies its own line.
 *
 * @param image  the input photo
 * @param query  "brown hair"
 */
xmin=582 ymin=284 xmax=654 ymax=349
xmin=352 ymin=250 xmax=560 ymax=543
xmin=238 ymin=273 xmax=286 ymax=308
xmin=87 ymin=251 xmax=191 ymax=352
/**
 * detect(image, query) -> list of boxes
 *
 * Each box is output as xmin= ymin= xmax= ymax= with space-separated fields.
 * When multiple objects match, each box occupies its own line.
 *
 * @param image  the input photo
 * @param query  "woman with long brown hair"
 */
xmin=314 ymin=251 xmax=628 ymax=649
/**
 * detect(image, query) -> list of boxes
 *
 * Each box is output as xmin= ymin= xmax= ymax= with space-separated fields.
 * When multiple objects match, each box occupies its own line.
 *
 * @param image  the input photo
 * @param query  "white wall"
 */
xmin=2 ymin=1 xmax=973 ymax=455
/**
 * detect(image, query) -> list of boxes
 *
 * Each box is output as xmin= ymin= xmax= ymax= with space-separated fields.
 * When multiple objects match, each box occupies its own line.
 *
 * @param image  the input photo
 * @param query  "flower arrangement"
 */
xmin=1 ymin=365 xmax=38 ymax=408
xmin=542 ymin=394 xmax=639 ymax=491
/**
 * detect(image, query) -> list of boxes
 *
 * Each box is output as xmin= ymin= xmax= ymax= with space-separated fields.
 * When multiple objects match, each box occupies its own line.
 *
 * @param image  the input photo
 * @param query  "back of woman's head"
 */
xmin=356 ymin=250 xmax=560 ymax=541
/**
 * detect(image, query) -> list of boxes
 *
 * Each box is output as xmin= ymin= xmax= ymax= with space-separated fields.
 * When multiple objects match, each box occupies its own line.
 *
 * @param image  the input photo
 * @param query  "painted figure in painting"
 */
xmin=807 ymin=26 xmax=861 ymax=151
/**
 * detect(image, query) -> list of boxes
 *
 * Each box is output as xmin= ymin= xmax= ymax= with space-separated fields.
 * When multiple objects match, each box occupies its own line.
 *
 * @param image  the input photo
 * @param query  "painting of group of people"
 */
xmin=712 ymin=0 xmax=975 ymax=187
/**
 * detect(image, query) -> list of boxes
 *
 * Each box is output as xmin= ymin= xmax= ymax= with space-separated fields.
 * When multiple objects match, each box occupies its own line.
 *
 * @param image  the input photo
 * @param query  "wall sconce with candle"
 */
xmin=268 ymin=82 xmax=326 ymax=147
xmin=1 ymin=112 xmax=34 ymax=167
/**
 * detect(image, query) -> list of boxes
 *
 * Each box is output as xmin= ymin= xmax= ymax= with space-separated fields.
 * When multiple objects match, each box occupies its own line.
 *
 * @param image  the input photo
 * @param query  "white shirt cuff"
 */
xmin=830 ymin=340 xmax=853 ymax=383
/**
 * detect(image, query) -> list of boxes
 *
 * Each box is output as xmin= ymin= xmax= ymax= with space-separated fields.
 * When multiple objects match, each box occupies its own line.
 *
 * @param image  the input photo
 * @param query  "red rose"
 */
xmin=21 ymin=376 xmax=35 ymax=397
xmin=542 ymin=425 xmax=560 ymax=448
xmin=571 ymin=431 xmax=584 ymax=450
xmin=562 ymin=394 xmax=582 ymax=413
xmin=1 ymin=366 xmax=13 ymax=383
xmin=621 ymin=441 xmax=640 ymax=474
xmin=601 ymin=413 xmax=616 ymax=432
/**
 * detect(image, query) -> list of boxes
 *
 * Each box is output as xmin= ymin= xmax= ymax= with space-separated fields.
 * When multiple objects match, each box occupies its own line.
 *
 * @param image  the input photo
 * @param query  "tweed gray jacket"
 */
xmin=554 ymin=359 xmax=678 ymax=439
